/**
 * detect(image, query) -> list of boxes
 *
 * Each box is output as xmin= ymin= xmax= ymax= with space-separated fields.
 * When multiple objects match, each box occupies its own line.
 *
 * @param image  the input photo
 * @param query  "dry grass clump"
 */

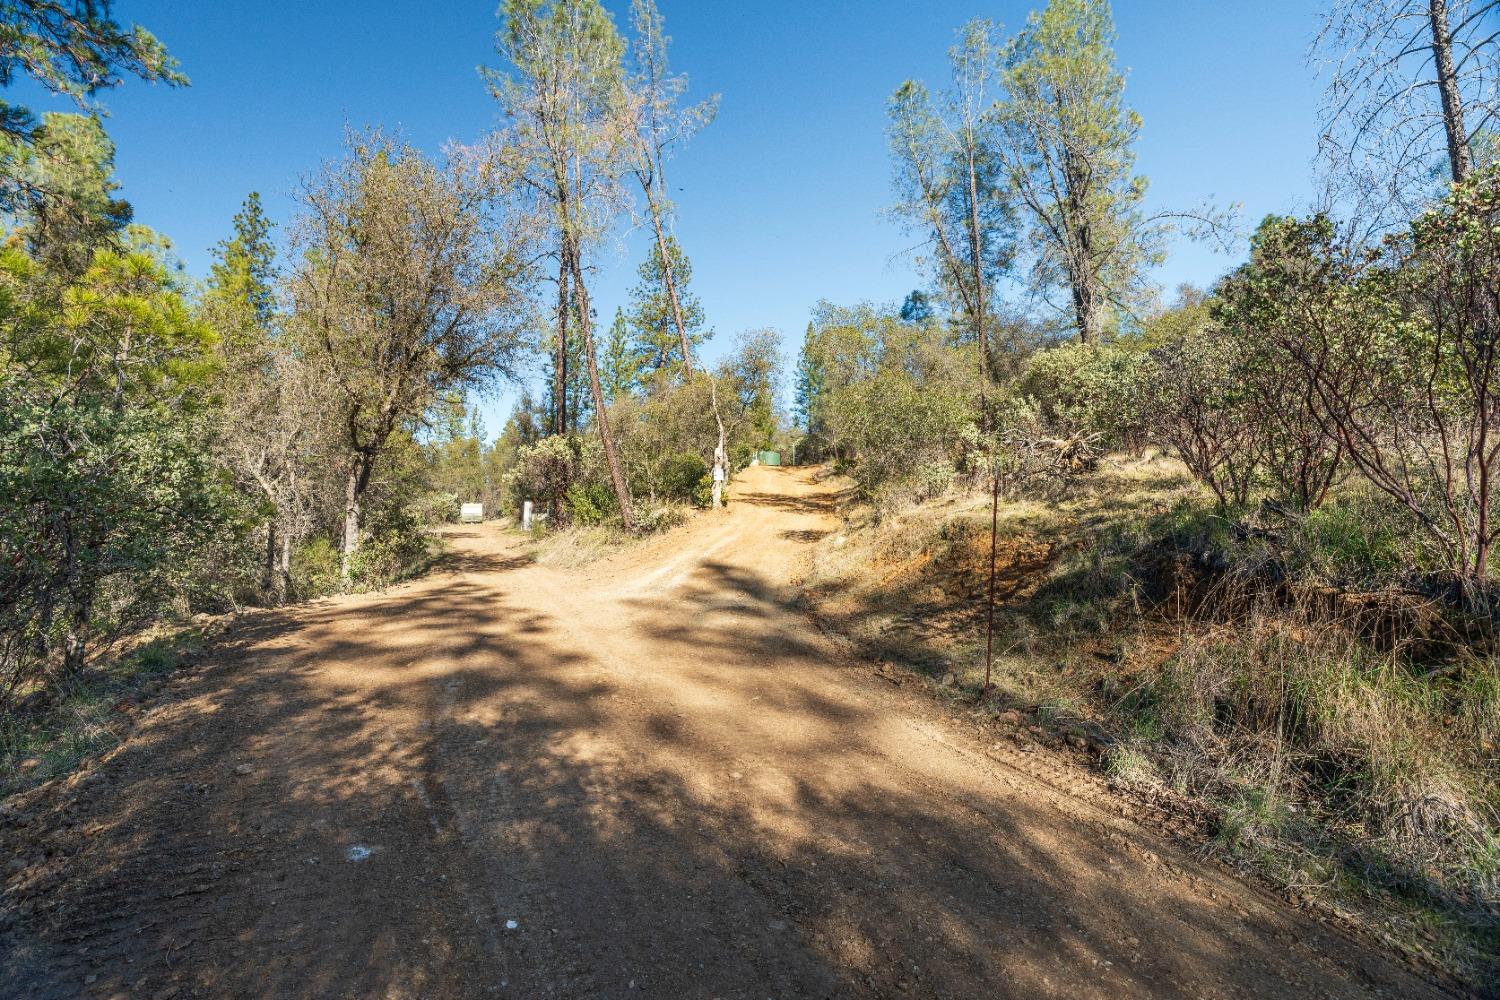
xmin=1124 ymin=613 xmax=1500 ymax=977
xmin=531 ymin=525 xmax=635 ymax=568
xmin=527 ymin=505 xmax=693 ymax=569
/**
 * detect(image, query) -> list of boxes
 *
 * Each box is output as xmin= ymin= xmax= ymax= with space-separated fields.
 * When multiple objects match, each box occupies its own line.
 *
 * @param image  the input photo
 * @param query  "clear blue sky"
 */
xmin=16 ymin=0 xmax=1328 ymax=435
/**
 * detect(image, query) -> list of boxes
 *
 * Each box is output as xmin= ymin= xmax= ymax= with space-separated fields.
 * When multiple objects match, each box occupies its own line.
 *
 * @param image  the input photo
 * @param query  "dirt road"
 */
xmin=0 ymin=466 xmax=1454 ymax=998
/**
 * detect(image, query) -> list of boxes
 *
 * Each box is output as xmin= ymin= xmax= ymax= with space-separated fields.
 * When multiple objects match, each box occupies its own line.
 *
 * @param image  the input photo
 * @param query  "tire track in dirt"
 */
xmin=1 ymin=466 xmax=1463 ymax=998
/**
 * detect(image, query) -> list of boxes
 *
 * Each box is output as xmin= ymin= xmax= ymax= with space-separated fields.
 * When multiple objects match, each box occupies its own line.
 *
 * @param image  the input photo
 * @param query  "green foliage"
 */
xmin=1187 ymin=169 xmax=1500 ymax=577
xmin=658 ymin=451 xmax=707 ymax=503
xmin=204 ymin=191 xmax=276 ymax=341
xmin=506 ymin=433 xmax=615 ymax=527
xmin=627 ymin=234 xmax=707 ymax=383
xmin=886 ymin=19 xmax=1014 ymax=367
xmin=1143 ymin=321 xmax=1260 ymax=509
xmin=1018 ymin=339 xmax=1149 ymax=447
xmin=692 ymin=471 xmax=717 ymax=509
xmin=801 ymin=301 xmax=977 ymax=497
xmin=288 ymin=130 xmax=534 ymax=580
xmin=1291 ymin=493 xmax=1418 ymax=586
xmin=0 ymin=1 xmax=185 ymax=153
xmin=0 ymin=104 xmax=245 ymax=708
xmin=601 ymin=307 xmax=640 ymax=401
xmin=722 ymin=327 xmax=781 ymax=452
xmin=0 ymin=393 xmax=231 ymax=699
xmin=346 ymin=502 xmax=435 ymax=588
xmin=565 ymin=481 xmax=615 ymax=526
xmin=6 ymin=113 xmax=133 ymax=280
xmin=999 ymin=0 xmax=1160 ymax=340
xmin=794 ymin=322 xmax=823 ymax=436
xmin=423 ymin=395 xmax=488 ymax=506
xmin=292 ymin=537 xmax=343 ymax=598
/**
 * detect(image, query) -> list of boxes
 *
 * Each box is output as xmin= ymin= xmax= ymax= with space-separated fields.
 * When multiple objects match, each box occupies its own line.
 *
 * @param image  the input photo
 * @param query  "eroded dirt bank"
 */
xmin=0 ymin=466 xmax=1455 ymax=998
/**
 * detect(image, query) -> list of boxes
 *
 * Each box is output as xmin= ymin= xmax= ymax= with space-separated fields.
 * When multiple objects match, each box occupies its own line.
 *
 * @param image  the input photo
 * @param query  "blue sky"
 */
xmin=15 ymin=0 xmax=1328 ymax=435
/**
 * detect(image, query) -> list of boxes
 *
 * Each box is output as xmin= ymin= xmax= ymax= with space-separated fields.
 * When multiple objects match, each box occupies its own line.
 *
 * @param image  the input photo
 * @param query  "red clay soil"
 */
xmin=0 ymin=467 xmax=1459 ymax=999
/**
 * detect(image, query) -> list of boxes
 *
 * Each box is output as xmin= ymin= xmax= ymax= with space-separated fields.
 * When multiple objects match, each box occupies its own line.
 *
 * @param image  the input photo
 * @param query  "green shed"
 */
xmin=757 ymin=450 xmax=781 ymax=466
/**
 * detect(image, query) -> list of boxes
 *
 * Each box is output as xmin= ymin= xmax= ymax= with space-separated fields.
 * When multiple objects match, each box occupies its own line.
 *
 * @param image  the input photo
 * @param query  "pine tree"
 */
xmin=209 ymin=192 xmax=276 ymax=325
xmin=998 ymin=0 xmax=1154 ymax=342
xmin=794 ymin=322 xmax=823 ymax=435
xmin=13 ymin=113 xmax=134 ymax=283
xmin=204 ymin=192 xmax=277 ymax=366
xmin=602 ymin=307 xmax=641 ymax=400
xmin=628 ymin=234 xmax=707 ymax=382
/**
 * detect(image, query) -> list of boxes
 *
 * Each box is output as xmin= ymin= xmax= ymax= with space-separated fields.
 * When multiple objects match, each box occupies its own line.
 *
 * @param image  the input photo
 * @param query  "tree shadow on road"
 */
xmin=0 ymin=551 xmax=1451 ymax=999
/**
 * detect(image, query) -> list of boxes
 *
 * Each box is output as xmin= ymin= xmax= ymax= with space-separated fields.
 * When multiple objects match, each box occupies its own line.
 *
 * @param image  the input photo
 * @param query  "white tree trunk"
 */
xmin=341 ymin=468 xmax=361 ymax=587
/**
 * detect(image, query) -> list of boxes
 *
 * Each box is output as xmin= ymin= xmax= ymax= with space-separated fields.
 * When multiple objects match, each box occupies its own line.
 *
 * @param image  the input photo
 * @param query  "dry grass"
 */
xmin=528 ymin=505 xmax=694 ymax=568
xmin=798 ymin=452 xmax=1500 ymax=989
xmin=531 ymin=525 xmax=636 ymax=568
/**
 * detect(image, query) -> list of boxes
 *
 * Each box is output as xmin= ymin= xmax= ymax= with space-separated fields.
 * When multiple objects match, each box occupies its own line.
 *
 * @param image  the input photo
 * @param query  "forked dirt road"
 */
xmin=0 ymin=467 xmax=1454 ymax=998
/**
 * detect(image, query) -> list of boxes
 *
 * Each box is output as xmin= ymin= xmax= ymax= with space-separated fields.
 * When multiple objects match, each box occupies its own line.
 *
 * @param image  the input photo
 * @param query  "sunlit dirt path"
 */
xmin=0 ymin=466 xmax=1454 ymax=998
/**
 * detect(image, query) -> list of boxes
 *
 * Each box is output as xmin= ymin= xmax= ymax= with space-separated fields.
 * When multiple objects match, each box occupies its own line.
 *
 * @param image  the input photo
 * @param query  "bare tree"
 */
xmin=489 ymin=0 xmax=636 ymax=529
xmin=218 ymin=347 xmax=330 ymax=600
xmin=1314 ymin=0 xmax=1500 ymax=231
xmin=623 ymin=0 xmax=729 ymax=505
xmin=290 ymin=131 xmax=536 ymax=583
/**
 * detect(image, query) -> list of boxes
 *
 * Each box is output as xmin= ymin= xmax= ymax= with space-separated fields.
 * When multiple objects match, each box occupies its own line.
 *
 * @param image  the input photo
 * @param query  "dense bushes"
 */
xmin=798 ymin=301 xmax=979 ymax=499
xmin=0 ymin=397 xmax=233 ymax=706
xmin=659 ymin=452 xmax=708 ymax=503
xmin=996 ymin=168 xmax=1500 ymax=591
xmin=1017 ymin=339 xmax=1149 ymax=450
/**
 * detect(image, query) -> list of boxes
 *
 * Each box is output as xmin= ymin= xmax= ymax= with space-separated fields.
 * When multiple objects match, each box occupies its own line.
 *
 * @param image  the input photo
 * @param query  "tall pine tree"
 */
xmin=628 ymin=234 xmax=707 ymax=383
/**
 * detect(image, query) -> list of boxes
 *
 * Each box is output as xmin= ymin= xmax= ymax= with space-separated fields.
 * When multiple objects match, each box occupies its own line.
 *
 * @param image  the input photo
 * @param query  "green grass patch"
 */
xmin=0 ymin=625 xmax=211 ymax=798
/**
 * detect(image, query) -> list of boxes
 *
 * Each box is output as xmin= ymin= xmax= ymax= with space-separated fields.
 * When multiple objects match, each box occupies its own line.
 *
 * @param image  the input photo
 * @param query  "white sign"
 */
xmin=460 ymin=503 xmax=484 ymax=523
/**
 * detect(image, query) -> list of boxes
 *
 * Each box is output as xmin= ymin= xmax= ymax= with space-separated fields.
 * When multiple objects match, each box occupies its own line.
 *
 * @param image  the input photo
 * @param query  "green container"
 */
xmin=758 ymin=450 xmax=781 ymax=466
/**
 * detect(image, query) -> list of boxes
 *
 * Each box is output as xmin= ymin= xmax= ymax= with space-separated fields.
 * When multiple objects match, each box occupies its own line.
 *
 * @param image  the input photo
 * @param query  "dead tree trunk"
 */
xmin=568 ymin=250 xmax=635 ymax=532
xmin=1429 ymin=0 xmax=1473 ymax=184
xmin=553 ymin=254 xmax=571 ymax=436
xmin=641 ymin=181 xmax=728 ymax=507
xmin=264 ymin=522 xmax=278 ymax=594
xmin=278 ymin=531 xmax=292 ymax=603
xmin=340 ymin=466 xmax=361 ymax=587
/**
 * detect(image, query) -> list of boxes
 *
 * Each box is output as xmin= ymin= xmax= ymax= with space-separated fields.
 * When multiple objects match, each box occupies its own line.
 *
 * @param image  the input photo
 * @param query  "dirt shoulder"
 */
xmin=0 ymin=466 xmax=1460 ymax=998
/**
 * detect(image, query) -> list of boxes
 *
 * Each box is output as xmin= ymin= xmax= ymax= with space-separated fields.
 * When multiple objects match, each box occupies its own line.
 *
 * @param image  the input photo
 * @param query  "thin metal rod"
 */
xmin=982 ymin=449 xmax=1000 ymax=699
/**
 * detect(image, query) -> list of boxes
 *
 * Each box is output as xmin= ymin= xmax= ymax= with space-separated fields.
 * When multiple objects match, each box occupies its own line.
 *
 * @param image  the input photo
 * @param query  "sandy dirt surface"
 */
xmin=0 ymin=466 xmax=1458 ymax=999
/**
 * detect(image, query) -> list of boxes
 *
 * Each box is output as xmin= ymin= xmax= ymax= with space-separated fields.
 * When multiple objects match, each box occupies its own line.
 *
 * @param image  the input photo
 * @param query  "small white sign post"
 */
xmin=711 ymin=457 xmax=726 ymax=509
xmin=521 ymin=500 xmax=534 ymax=531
